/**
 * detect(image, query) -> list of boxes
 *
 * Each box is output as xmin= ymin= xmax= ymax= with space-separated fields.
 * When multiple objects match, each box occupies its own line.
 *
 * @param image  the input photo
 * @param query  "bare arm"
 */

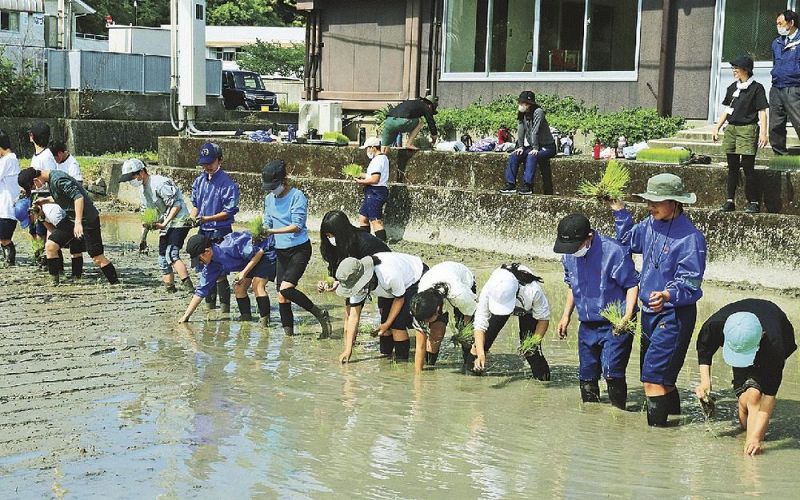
xmin=414 ymin=331 xmax=428 ymax=374
xmin=73 ymin=196 xmax=85 ymax=238
xmin=356 ymin=173 xmax=381 ymax=186
xmin=339 ymin=303 xmax=364 ymax=363
xmin=237 ymin=249 xmax=264 ymax=281
xmin=267 ymin=224 xmax=300 ymax=235
xmin=622 ymin=285 xmax=639 ymax=323
xmin=379 ymin=297 xmax=405 ymax=335
xmin=758 ymin=109 xmax=769 ymax=148
xmin=711 ymin=111 xmax=729 ymax=141
xmin=696 ymin=364 xmax=712 ymax=398
xmin=179 ymin=295 xmax=204 ymax=323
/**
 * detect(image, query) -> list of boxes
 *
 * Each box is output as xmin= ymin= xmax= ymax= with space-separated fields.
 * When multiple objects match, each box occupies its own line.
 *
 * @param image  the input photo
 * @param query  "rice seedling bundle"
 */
xmin=247 ymin=216 xmax=265 ymax=239
xmin=451 ymin=321 xmax=475 ymax=345
xmin=31 ymin=237 xmax=45 ymax=255
xmin=141 ymin=208 xmax=160 ymax=229
xmin=341 ymin=163 xmax=363 ymax=178
xmin=322 ymin=132 xmax=350 ymax=145
xmin=635 ymin=148 xmax=690 ymax=164
xmin=576 ymin=159 xmax=630 ymax=200
xmin=600 ymin=301 xmax=643 ymax=338
xmin=518 ymin=333 xmax=544 ymax=356
xmin=768 ymin=155 xmax=800 ymax=171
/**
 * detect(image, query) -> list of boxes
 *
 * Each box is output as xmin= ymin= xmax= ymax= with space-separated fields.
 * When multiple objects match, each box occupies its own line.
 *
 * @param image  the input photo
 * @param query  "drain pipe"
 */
xmin=169 ymin=0 xmax=185 ymax=132
xmin=304 ymin=10 xmax=312 ymax=101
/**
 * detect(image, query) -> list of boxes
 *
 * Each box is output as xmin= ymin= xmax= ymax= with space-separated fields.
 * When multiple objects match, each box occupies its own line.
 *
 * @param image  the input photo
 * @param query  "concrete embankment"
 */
xmin=98 ymin=139 xmax=800 ymax=289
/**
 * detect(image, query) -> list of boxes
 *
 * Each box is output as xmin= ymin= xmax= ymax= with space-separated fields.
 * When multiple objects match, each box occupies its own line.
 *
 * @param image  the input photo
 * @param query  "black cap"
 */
xmin=185 ymin=233 xmax=212 ymax=268
xmin=730 ymin=55 xmax=754 ymax=74
xmin=262 ymin=159 xmax=287 ymax=191
xmin=518 ymin=90 xmax=536 ymax=104
xmin=553 ymin=214 xmax=592 ymax=254
xmin=17 ymin=167 xmax=41 ymax=195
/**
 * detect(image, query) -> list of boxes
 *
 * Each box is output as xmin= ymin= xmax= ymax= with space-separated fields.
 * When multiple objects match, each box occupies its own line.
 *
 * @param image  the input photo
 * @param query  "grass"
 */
xmin=141 ymin=208 xmax=160 ymax=229
xmin=600 ymin=301 xmax=644 ymax=338
xmin=279 ymin=99 xmax=299 ymax=112
xmin=576 ymin=159 xmax=630 ymax=200
xmin=518 ymin=333 xmax=544 ymax=356
xmin=635 ymin=148 xmax=690 ymax=164
xmin=768 ymin=155 xmax=800 ymax=171
xmin=341 ymin=163 xmax=363 ymax=178
xmin=322 ymin=132 xmax=350 ymax=146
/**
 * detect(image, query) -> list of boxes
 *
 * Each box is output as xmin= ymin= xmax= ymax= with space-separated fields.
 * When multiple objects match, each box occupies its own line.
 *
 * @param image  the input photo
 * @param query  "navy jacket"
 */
xmin=771 ymin=33 xmax=800 ymax=88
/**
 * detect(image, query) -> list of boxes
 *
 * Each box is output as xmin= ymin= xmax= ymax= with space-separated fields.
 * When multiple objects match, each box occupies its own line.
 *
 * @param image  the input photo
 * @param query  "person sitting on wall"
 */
xmin=695 ymin=299 xmax=796 ymax=456
xmin=711 ymin=55 xmax=769 ymax=214
xmin=380 ymin=95 xmax=439 ymax=153
xmin=499 ymin=91 xmax=557 ymax=196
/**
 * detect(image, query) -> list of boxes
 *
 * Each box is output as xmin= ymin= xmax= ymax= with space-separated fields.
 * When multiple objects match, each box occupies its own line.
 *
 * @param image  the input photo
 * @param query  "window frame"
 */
xmin=440 ymin=0 xmax=643 ymax=82
xmin=1 ymin=10 xmax=21 ymax=33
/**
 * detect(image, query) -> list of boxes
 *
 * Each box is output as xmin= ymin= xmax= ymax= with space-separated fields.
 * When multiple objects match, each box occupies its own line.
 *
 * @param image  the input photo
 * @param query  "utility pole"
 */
xmin=134 ymin=0 xmax=139 ymax=26
xmin=57 ymin=0 xmax=73 ymax=50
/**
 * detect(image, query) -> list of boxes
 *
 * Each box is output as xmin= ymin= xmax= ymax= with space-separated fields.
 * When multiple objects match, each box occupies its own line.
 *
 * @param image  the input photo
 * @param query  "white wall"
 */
xmin=108 ymin=26 xmax=170 ymax=56
xmin=0 ymin=10 xmax=45 ymax=47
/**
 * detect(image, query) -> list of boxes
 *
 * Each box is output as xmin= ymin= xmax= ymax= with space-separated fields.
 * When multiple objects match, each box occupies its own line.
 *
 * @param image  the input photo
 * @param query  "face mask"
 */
xmin=518 ymin=104 xmax=528 ymax=113
xmin=129 ymin=178 xmax=143 ymax=188
xmin=367 ymin=151 xmax=375 ymax=159
xmin=328 ymin=236 xmax=336 ymax=246
xmin=779 ymin=26 xmax=791 ymax=36
xmin=572 ymin=245 xmax=589 ymax=258
xmin=271 ymin=184 xmax=284 ymax=197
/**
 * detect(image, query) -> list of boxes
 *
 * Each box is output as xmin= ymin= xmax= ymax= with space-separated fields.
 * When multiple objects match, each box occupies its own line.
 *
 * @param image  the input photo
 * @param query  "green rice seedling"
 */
xmin=768 ymin=155 xmax=800 ymax=171
xmin=635 ymin=148 xmax=691 ymax=164
xmin=322 ymin=131 xmax=350 ymax=145
xmin=141 ymin=208 xmax=160 ymax=229
xmin=576 ymin=159 xmax=630 ymax=200
xmin=450 ymin=321 xmax=475 ymax=346
xmin=341 ymin=163 xmax=363 ymax=178
xmin=518 ymin=333 xmax=544 ymax=356
xmin=359 ymin=322 xmax=380 ymax=336
xmin=600 ymin=301 xmax=644 ymax=338
xmin=31 ymin=236 xmax=45 ymax=255
xmin=247 ymin=216 xmax=265 ymax=242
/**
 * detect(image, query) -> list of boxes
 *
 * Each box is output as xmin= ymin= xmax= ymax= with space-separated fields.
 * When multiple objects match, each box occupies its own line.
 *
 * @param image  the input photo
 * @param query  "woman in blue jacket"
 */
xmin=609 ymin=173 xmax=707 ymax=426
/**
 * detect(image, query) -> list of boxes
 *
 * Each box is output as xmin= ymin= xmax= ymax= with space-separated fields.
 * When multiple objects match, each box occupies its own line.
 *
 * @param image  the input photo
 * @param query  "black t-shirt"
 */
xmin=721 ymin=81 xmax=769 ymax=125
xmin=696 ymin=299 xmax=797 ymax=396
xmin=387 ymin=99 xmax=438 ymax=136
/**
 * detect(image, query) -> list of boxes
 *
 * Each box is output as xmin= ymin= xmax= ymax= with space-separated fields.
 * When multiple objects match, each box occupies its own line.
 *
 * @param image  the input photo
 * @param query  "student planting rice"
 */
xmin=610 ymin=173 xmax=706 ymax=426
xmin=27 ymin=123 xmax=56 ymax=252
xmin=119 ymin=159 xmax=193 ymax=293
xmin=179 ymin=232 xmax=276 ymax=325
xmin=262 ymin=159 xmax=332 ymax=338
xmin=466 ymin=263 xmax=551 ymax=379
xmin=335 ymin=252 xmax=428 ymax=363
xmin=190 ymin=142 xmax=240 ymax=311
xmin=553 ymin=214 xmax=639 ymax=409
xmin=17 ymin=167 xmax=119 ymax=285
xmin=318 ymin=210 xmax=391 ymax=339
xmin=354 ymin=137 xmax=389 ymax=242
xmin=695 ymin=299 xmax=796 ymax=456
xmin=0 ymin=129 xmax=20 ymax=266
xmin=410 ymin=261 xmax=478 ymax=373
xmin=15 ymin=197 xmax=85 ymax=278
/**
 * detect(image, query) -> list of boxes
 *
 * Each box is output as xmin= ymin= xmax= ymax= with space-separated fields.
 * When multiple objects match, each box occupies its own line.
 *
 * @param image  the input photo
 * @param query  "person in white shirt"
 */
xmin=335 ymin=251 xmax=427 ymax=363
xmin=28 ymin=122 xmax=57 ymax=172
xmin=355 ymin=137 xmax=389 ymax=242
xmin=468 ymin=263 xmax=552 ymax=380
xmin=15 ymin=197 xmax=86 ymax=278
xmin=50 ymin=141 xmax=82 ymax=182
xmin=0 ymin=130 xmax=21 ymax=265
xmin=410 ymin=261 xmax=478 ymax=372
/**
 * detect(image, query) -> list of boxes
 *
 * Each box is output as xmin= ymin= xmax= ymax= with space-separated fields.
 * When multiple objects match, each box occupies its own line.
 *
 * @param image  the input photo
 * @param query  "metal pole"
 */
xmin=657 ymin=0 xmax=676 ymax=117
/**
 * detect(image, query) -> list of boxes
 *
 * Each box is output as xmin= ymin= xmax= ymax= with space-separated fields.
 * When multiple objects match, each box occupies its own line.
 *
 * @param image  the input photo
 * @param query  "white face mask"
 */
xmin=367 ymin=151 xmax=375 ymax=159
xmin=328 ymin=236 xmax=336 ymax=246
xmin=129 ymin=178 xmax=143 ymax=188
xmin=518 ymin=104 xmax=528 ymax=113
xmin=271 ymin=184 xmax=284 ymax=197
xmin=779 ymin=26 xmax=791 ymax=36
xmin=572 ymin=244 xmax=590 ymax=258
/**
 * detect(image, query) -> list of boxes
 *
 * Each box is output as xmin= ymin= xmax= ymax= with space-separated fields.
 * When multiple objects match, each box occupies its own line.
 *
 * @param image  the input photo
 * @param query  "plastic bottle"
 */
xmin=287 ymin=124 xmax=296 ymax=142
xmin=593 ymin=139 xmax=602 ymax=160
xmin=616 ymin=136 xmax=627 ymax=158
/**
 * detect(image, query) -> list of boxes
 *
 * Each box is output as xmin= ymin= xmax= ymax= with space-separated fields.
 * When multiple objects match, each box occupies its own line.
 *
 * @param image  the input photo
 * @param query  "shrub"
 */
xmin=0 ymin=52 xmax=38 ymax=117
xmin=635 ymin=148 xmax=690 ymax=164
xmin=279 ymin=99 xmax=299 ymax=112
xmin=589 ymin=108 xmax=685 ymax=145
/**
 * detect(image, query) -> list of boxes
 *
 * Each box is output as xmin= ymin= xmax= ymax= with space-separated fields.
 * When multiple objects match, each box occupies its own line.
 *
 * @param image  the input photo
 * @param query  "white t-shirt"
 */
xmin=417 ymin=261 xmax=478 ymax=316
xmin=474 ymin=267 xmax=550 ymax=332
xmin=56 ymin=155 xmax=82 ymax=181
xmin=41 ymin=203 xmax=66 ymax=225
xmin=30 ymin=148 xmax=57 ymax=172
xmin=0 ymin=153 xmax=21 ymax=219
xmin=349 ymin=251 xmax=423 ymax=304
xmin=366 ymin=154 xmax=389 ymax=187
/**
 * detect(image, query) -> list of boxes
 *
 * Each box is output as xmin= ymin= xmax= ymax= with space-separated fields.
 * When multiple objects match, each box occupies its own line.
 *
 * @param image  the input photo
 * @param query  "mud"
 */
xmin=1 ymin=211 xmax=799 ymax=497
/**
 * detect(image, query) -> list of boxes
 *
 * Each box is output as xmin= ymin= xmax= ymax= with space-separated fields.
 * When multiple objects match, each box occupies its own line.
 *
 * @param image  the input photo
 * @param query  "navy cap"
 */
xmin=198 ymin=142 xmax=222 ymax=165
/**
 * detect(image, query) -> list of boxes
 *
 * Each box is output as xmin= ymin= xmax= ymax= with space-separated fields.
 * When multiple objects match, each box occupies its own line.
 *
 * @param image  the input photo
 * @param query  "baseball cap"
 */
xmin=485 ymin=268 xmax=519 ymax=316
xmin=722 ymin=312 xmax=763 ymax=367
xmin=518 ymin=90 xmax=536 ymax=104
xmin=17 ymin=167 xmax=41 ymax=195
xmin=553 ymin=214 xmax=592 ymax=254
xmin=360 ymin=137 xmax=381 ymax=149
xmin=262 ymin=159 xmax=287 ymax=191
xmin=197 ymin=142 xmax=222 ymax=165
xmin=13 ymin=197 xmax=31 ymax=229
xmin=335 ymin=256 xmax=375 ymax=297
xmin=185 ymin=233 xmax=212 ymax=268
xmin=119 ymin=158 xmax=146 ymax=182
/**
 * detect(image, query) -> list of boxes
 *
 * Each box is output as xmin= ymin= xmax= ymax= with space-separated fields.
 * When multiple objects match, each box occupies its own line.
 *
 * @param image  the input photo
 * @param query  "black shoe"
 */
xmin=499 ymin=183 xmax=516 ymax=194
xmin=517 ymin=184 xmax=533 ymax=195
xmin=580 ymin=380 xmax=601 ymax=403
xmin=744 ymin=202 xmax=760 ymax=214
xmin=311 ymin=306 xmax=332 ymax=339
xmin=462 ymin=346 xmax=478 ymax=375
xmin=720 ymin=201 xmax=735 ymax=212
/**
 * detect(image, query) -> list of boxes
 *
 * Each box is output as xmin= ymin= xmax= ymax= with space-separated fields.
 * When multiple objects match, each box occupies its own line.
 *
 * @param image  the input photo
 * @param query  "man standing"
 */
xmin=190 ymin=142 xmax=240 ymax=312
xmin=380 ymin=96 xmax=438 ymax=154
xmin=770 ymin=10 xmax=800 ymax=156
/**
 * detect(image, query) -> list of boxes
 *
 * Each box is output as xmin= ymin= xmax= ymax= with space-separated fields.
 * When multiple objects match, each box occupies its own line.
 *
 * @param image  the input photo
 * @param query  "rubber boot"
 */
xmin=256 ymin=296 xmax=270 ymax=327
xmin=205 ymin=288 xmax=218 ymax=310
xmin=580 ymin=380 xmax=601 ymax=403
xmin=310 ymin=305 xmax=332 ymax=339
xmin=2 ymin=243 xmax=15 ymax=266
xmin=606 ymin=378 xmax=628 ymax=410
xmin=71 ymin=256 xmax=83 ymax=279
xmin=283 ymin=326 xmax=295 ymax=336
xmin=646 ymin=395 xmax=670 ymax=427
xmin=181 ymin=277 xmax=194 ymax=293
xmin=164 ymin=282 xmax=178 ymax=293
xmin=393 ymin=339 xmax=411 ymax=361
xmin=666 ymin=387 xmax=681 ymax=415
xmin=425 ymin=351 xmax=439 ymax=366
xmin=379 ymin=335 xmax=394 ymax=356
xmin=47 ymin=257 xmax=60 ymax=285
xmin=217 ymin=279 xmax=231 ymax=313
xmin=100 ymin=263 xmax=119 ymax=285
xmin=279 ymin=303 xmax=294 ymax=334
xmin=525 ymin=345 xmax=551 ymax=381
xmin=462 ymin=344 xmax=477 ymax=375
xmin=236 ymin=297 xmax=253 ymax=321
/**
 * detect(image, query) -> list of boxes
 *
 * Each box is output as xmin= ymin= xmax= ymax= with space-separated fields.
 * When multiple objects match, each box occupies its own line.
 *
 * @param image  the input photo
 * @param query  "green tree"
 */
xmin=237 ymin=40 xmax=305 ymax=78
xmin=0 ymin=52 xmax=38 ymax=117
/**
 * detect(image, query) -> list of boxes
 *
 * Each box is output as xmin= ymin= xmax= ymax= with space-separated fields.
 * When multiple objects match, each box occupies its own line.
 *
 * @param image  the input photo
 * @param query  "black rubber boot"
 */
xmin=580 ymin=380 xmax=601 ymax=403
xmin=425 ymin=351 xmax=439 ymax=366
xmin=236 ymin=297 xmax=253 ymax=321
xmin=256 ymin=296 xmax=270 ymax=326
xmin=646 ymin=395 xmax=670 ymax=427
xmin=205 ymin=288 xmax=218 ymax=310
xmin=666 ymin=388 xmax=681 ymax=415
xmin=71 ymin=256 xmax=83 ymax=279
xmin=181 ymin=277 xmax=194 ymax=292
xmin=279 ymin=303 xmax=294 ymax=334
xmin=525 ymin=345 xmax=551 ymax=381
xmin=462 ymin=345 xmax=478 ymax=375
xmin=2 ymin=242 xmax=15 ymax=266
xmin=217 ymin=279 xmax=231 ymax=313
xmin=310 ymin=305 xmax=332 ymax=339
xmin=393 ymin=339 xmax=410 ymax=361
xmin=164 ymin=282 xmax=178 ymax=293
xmin=379 ymin=335 xmax=394 ymax=356
xmin=606 ymin=378 xmax=628 ymax=410
xmin=100 ymin=263 xmax=119 ymax=285
xmin=47 ymin=257 xmax=60 ymax=285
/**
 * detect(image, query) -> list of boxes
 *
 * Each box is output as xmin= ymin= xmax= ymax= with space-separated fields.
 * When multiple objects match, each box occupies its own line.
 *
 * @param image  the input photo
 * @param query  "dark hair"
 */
xmin=410 ymin=285 xmax=448 ymax=323
xmin=319 ymin=210 xmax=362 ymax=271
xmin=49 ymin=140 xmax=67 ymax=156
xmin=517 ymin=100 xmax=541 ymax=121
xmin=781 ymin=10 xmax=798 ymax=26
xmin=501 ymin=263 xmax=543 ymax=284
xmin=30 ymin=124 xmax=50 ymax=148
xmin=0 ymin=129 xmax=10 ymax=150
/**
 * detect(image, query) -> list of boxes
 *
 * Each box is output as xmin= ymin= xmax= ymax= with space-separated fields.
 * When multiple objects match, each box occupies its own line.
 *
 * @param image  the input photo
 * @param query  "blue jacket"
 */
xmin=613 ymin=209 xmax=706 ymax=313
xmin=563 ymin=232 xmax=639 ymax=323
xmin=190 ymin=169 xmax=240 ymax=232
xmin=263 ymin=187 xmax=310 ymax=249
xmin=195 ymin=231 xmax=276 ymax=298
xmin=771 ymin=34 xmax=800 ymax=88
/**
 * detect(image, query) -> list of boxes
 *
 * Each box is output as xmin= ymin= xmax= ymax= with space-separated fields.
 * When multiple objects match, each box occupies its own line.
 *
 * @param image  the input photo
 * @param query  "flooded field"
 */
xmin=1 ymin=213 xmax=799 ymax=498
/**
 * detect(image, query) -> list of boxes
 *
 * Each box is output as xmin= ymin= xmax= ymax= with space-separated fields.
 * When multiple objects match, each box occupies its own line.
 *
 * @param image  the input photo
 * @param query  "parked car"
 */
xmin=222 ymin=70 xmax=279 ymax=111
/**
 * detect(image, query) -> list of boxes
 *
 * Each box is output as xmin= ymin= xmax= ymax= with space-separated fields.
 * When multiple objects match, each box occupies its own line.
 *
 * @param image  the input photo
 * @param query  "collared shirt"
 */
xmin=348 ymin=252 xmax=424 ymax=305
xmin=139 ymin=175 xmax=189 ymax=231
xmin=55 ymin=155 xmax=82 ymax=181
xmin=47 ymin=170 xmax=99 ymax=222
xmin=771 ymin=30 xmax=800 ymax=88
xmin=30 ymin=148 xmax=57 ymax=172
xmin=474 ymin=267 xmax=550 ymax=332
xmin=417 ymin=261 xmax=478 ymax=316
xmin=563 ymin=232 xmax=639 ymax=323
xmin=613 ymin=209 xmax=706 ymax=313
xmin=194 ymin=231 xmax=276 ymax=298
xmin=366 ymin=155 xmax=390 ymax=187
xmin=0 ymin=152 xmax=21 ymax=219
xmin=263 ymin=187 xmax=309 ymax=249
xmin=190 ymin=168 xmax=240 ymax=231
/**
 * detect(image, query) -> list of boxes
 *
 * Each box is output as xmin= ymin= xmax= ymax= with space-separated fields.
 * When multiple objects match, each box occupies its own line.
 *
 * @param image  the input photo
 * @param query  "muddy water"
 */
xmin=2 ymin=213 xmax=799 ymax=498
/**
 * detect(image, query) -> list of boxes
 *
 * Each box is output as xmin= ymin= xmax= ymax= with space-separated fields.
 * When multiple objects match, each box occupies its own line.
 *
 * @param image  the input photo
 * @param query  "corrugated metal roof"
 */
xmin=0 ymin=0 xmax=45 ymax=12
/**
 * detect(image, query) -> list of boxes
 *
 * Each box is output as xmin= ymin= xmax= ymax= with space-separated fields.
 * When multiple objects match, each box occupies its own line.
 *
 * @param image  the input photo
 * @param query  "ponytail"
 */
xmin=501 ymin=263 xmax=543 ymax=284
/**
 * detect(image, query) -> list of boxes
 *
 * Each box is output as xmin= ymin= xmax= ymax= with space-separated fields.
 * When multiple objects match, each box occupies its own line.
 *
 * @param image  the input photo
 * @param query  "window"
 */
xmin=234 ymin=73 xmax=265 ymax=90
xmin=1 ymin=11 xmax=20 ymax=32
xmin=722 ymin=0 xmax=787 ymax=62
xmin=443 ymin=0 xmax=641 ymax=78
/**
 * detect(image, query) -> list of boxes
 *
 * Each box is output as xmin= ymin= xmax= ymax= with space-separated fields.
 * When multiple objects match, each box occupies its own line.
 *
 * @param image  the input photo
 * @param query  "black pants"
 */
xmin=482 ymin=313 xmax=538 ymax=352
xmin=769 ymin=86 xmax=800 ymax=155
xmin=726 ymin=154 xmax=758 ymax=202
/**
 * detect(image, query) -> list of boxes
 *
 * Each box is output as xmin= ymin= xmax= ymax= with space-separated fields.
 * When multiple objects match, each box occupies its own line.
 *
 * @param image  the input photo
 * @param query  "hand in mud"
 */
xmin=557 ymin=316 xmax=570 ymax=339
xmin=745 ymin=440 xmax=763 ymax=456
xmin=177 ymin=316 xmax=189 ymax=324
xmin=474 ymin=351 xmax=486 ymax=372
xmin=339 ymin=349 xmax=352 ymax=364
xmin=695 ymin=381 xmax=712 ymax=400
